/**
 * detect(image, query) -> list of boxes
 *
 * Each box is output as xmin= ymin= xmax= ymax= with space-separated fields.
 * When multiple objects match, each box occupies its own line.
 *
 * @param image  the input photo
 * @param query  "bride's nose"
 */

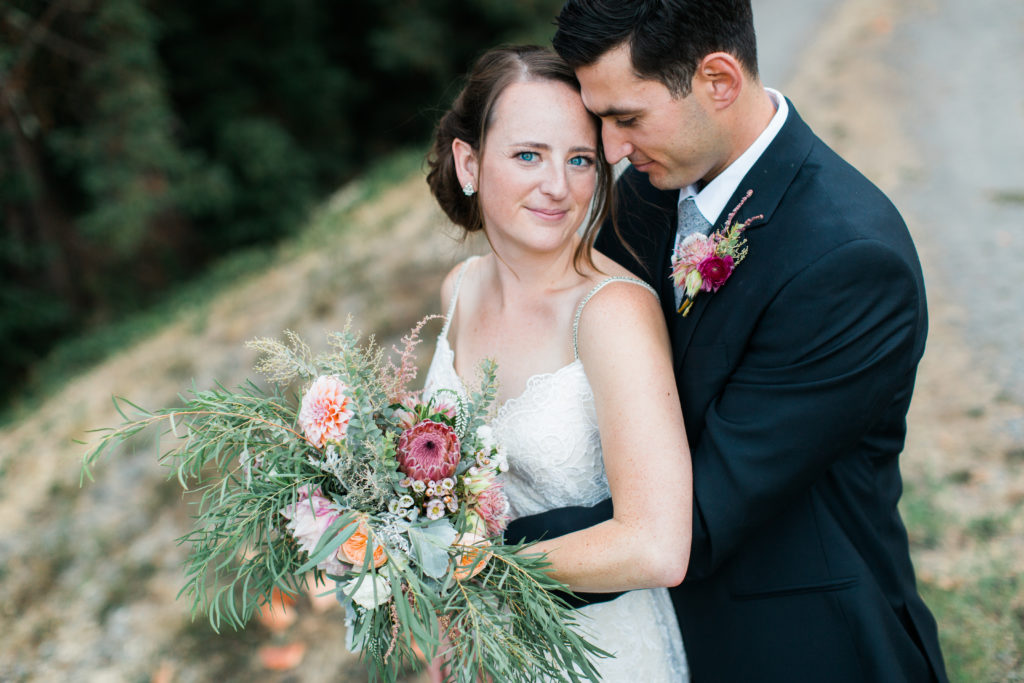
xmin=538 ymin=164 xmax=569 ymax=199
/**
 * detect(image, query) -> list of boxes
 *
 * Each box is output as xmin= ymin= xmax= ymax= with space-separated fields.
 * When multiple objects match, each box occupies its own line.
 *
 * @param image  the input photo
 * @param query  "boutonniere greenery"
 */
xmin=670 ymin=189 xmax=762 ymax=316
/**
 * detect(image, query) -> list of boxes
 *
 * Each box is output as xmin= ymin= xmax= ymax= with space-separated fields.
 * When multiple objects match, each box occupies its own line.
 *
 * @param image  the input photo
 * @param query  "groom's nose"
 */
xmin=601 ymin=124 xmax=634 ymax=165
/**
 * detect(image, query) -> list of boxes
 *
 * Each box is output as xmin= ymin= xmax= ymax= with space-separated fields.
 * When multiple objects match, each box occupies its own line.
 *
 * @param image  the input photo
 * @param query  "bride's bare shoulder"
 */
xmin=440 ymin=255 xmax=486 ymax=312
xmin=439 ymin=263 xmax=461 ymax=311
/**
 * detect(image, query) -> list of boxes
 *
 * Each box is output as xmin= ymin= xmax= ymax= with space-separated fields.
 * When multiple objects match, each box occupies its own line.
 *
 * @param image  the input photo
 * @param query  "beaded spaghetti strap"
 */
xmin=573 ymin=277 xmax=659 ymax=359
xmin=439 ymin=256 xmax=480 ymax=341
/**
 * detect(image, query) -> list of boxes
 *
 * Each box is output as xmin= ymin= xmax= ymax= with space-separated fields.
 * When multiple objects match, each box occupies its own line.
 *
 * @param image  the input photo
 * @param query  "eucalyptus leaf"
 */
xmin=407 ymin=519 xmax=456 ymax=579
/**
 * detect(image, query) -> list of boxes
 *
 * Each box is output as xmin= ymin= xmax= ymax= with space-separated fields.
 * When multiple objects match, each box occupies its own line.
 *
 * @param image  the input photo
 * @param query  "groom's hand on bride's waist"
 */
xmin=504 ymin=498 xmax=623 ymax=608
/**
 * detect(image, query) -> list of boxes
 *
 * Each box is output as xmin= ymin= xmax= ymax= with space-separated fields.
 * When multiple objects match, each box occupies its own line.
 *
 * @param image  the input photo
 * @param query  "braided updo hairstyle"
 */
xmin=425 ymin=45 xmax=612 ymax=272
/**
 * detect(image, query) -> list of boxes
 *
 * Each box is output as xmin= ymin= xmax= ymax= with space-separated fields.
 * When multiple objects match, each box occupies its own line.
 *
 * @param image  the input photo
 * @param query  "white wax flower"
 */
xmin=476 ymin=424 xmax=495 ymax=449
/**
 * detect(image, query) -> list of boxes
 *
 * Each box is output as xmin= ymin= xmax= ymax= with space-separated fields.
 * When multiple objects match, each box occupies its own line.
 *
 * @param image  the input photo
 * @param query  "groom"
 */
xmin=505 ymin=1 xmax=948 ymax=681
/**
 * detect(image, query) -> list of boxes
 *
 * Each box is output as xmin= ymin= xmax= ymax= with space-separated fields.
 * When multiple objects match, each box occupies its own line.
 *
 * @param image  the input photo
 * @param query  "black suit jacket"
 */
xmin=506 ymin=103 xmax=948 ymax=682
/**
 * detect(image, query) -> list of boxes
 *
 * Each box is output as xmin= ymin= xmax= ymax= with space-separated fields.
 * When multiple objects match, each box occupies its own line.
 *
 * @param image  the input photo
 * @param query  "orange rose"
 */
xmin=338 ymin=517 xmax=387 ymax=568
xmin=452 ymin=533 xmax=490 ymax=581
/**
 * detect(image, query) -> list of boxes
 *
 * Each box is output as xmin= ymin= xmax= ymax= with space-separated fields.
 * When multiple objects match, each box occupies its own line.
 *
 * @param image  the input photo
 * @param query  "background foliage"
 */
xmin=0 ymin=0 xmax=561 ymax=410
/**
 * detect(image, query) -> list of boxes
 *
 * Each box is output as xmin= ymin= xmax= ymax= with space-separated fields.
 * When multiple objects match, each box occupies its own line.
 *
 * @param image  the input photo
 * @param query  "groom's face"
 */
xmin=576 ymin=44 xmax=721 ymax=190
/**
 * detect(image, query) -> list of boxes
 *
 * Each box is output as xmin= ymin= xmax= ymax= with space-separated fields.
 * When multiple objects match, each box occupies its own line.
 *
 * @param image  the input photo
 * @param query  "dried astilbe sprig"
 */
xmin=247 ymin=329 xmax=318 ymax=384
xmin=380 ymin=315 xmax=443 ymax=404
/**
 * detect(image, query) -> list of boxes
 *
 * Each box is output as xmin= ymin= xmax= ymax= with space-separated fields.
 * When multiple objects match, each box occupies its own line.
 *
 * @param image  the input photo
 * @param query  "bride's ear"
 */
xmin=452 ymin=138 xmax=479 ymax=190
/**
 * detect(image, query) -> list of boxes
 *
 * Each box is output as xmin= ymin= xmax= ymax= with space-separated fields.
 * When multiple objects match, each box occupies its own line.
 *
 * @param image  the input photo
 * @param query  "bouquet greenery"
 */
xmin=82 ymin=318 xmax=606 ymax=682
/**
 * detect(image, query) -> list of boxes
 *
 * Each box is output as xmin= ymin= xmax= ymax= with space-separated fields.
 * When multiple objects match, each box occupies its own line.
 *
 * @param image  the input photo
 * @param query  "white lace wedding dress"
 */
xmin=423 ymin=258 xmax=689 ymax=682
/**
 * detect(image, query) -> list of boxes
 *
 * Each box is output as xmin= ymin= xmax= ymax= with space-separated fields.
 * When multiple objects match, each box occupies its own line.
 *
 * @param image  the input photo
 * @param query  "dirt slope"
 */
xmin=1 ymin=0 xmax=1021 ymax=680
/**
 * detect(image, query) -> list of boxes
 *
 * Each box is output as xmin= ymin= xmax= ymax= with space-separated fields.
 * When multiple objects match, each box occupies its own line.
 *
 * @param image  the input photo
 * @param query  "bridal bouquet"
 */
xmin=82 ymin=319 xmax=605 ymax=682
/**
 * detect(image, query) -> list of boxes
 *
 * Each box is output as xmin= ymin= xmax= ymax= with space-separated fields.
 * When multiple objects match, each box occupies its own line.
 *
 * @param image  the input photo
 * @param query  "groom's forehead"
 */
xmin=577 ymin=71 xmax=673 ymax=118
xmin=576 ymin=44 xmax=670 ymax=102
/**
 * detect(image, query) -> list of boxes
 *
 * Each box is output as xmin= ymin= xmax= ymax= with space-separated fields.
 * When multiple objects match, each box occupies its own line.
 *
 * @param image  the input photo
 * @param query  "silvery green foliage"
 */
xmin=82 ymin=323 xmax=607 ymax=682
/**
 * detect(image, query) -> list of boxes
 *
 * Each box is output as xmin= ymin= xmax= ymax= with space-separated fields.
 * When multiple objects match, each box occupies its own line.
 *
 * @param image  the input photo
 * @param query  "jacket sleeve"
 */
xmin=685 ymin=237 xmax=926 ymax=579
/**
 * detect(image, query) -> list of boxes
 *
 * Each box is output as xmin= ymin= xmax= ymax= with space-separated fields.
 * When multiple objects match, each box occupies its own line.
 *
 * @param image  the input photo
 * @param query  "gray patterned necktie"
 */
xmin=673 ymin=196 xmax=712 ymax=308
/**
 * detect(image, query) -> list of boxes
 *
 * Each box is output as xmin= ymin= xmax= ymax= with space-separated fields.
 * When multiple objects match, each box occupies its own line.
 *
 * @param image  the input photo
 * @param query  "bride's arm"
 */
xmin=527 ymin=282 xmax=692 ymax=592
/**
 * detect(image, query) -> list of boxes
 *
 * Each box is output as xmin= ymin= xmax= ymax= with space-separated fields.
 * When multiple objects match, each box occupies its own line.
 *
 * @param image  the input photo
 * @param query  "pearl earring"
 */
xmin=462 ymin=181 xmax=476 ymax=197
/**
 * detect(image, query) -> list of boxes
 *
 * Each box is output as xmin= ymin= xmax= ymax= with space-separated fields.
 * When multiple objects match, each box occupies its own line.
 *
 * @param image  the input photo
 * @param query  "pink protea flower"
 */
xmin=431 ymin=395 xmax=458 ymax=421
xmin=298 ymin=375 xmax=355 ymax=448
xmin=697 ymin=254 xmax=736 ymax=292
xmin=393 ymin=392 xmax=422 ymax=430
xmin=396 ymin=419 xmax=461 ymax=482
xmin=279 ymin=486 xmax=348 ymax=574
xmin=474 ymin=480 xmax=510 ymax=536
xmin=670 ymin=233 xmax=715 ymax=285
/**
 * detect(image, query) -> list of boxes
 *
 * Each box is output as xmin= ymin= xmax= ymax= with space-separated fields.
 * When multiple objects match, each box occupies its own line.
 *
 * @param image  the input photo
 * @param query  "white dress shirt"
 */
xmin=678 ymin=88 xmax=789 ymax=229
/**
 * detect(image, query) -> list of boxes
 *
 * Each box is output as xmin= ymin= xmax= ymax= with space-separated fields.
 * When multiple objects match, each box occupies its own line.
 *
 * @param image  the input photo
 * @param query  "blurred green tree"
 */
xmin=0 ymin=0 xmax=561 ymax=408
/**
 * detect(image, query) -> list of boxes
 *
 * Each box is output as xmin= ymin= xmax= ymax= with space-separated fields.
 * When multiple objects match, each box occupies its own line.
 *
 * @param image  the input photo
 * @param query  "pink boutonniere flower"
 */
xmin=670 ymin=190 xmax=762 ymax=316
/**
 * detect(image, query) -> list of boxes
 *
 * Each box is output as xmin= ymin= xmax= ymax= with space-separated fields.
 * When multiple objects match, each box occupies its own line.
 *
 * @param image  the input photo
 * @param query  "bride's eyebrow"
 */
xmin=510 ymin=142 xmax=597 ymax=154
xmin=510 ymin=141 xmax=551 ymax=150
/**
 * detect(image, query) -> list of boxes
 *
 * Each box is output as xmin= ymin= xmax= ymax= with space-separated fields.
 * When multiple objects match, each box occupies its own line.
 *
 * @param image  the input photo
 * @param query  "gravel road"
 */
xmin=757 ymin=0 xmax=1024 ymax=404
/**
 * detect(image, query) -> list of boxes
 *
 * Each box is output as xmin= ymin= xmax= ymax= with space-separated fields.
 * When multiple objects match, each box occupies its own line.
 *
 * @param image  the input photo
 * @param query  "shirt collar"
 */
xmin=679 ymin=88 xmax=788 ymax=227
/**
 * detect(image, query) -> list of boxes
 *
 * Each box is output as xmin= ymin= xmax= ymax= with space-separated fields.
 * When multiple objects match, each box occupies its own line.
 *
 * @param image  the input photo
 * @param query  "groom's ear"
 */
xmin=695 ymin=52 xmax=744 ymax=111
xmin=452 ymin=138 xmax=479 ymax=188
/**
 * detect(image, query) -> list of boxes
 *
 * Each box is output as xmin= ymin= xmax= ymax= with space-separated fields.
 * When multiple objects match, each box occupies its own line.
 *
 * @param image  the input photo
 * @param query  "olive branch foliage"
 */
xmin=81 ymin=317 xmax=607 ymax=681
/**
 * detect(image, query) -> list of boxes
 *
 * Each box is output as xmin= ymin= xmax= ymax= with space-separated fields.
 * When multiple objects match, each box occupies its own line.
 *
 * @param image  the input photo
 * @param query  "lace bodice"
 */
xmin=423 ymin=257 xmax=688 ymax=682
xmin=425 ymin=336 xmax=607 ymax=518
xmin=423 ymin=257 xmax=656 ymax=518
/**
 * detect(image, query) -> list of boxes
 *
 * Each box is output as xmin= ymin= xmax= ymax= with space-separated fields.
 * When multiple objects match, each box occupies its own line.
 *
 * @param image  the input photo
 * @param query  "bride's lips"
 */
xmin=527 ymin=207 xmax=569 ymax=221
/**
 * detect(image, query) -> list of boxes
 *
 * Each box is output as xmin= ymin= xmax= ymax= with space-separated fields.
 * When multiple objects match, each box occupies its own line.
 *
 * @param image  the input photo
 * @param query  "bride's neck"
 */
xmin=486 ymin=242 xmax=583 ymax=306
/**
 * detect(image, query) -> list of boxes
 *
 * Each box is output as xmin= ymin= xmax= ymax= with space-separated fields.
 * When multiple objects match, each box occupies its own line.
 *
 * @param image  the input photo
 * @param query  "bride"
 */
xmin=423 ymin=45 xmax=692 ymax=681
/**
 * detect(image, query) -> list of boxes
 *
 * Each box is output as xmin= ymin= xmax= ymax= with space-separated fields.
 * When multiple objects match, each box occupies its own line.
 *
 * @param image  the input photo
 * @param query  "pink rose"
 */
xmin=279 ymin=486 xmax=348 ymax=574
xmin=396 ymin=420 xmax=461 ymax=482
xmin=298 ymin=375 xmax=355 ymax=448
xmin=696 ymin=254 xmax=735 ymax=292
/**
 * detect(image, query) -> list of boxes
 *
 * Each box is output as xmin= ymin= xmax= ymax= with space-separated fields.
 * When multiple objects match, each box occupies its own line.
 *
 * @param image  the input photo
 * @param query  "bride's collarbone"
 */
xmin=450 ymin=325 xmax=577 ymax=401
xmin=447 ymin=276 xmax=594 ymax=394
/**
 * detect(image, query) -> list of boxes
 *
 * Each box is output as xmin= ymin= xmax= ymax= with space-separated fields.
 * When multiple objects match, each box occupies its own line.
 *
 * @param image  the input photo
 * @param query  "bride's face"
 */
xmin=474 ymin=79 xmax=599 ymax=260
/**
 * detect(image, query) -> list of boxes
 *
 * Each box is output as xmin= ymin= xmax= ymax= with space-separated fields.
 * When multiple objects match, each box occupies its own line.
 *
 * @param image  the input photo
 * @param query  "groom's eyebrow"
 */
xmin=589 ymin=106 xmax=637 ymax=119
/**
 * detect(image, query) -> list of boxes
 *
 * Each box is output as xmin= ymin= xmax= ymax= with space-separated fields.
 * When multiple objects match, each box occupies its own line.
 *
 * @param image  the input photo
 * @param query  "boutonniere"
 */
xmin=670 ymin=189 xmax=762 ymax=316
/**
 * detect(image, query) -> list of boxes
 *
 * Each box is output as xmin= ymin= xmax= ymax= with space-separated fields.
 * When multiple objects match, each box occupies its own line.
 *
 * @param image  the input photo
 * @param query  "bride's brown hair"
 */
xmin=426 ymin=45 xmax=613 ymax=273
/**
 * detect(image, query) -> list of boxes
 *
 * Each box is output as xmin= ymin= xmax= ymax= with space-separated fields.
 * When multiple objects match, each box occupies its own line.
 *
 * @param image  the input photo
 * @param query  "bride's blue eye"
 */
xmin=517 ymin=151 xmax=537 ymax=162
xmin=569 ymin=155 xmax=593 ymax=168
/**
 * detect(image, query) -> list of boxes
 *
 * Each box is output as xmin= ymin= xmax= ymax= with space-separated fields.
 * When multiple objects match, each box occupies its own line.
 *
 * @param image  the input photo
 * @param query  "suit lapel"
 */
xmin=670 ymin=101 xmax=816 ymax=373
xmin=713 ymin=101 xmax=815 ymax=229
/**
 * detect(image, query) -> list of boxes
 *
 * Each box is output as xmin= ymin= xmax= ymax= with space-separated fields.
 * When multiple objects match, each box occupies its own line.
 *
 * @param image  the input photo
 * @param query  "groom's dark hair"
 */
xmin=553 ymin=0 xmax=758 ymax=97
